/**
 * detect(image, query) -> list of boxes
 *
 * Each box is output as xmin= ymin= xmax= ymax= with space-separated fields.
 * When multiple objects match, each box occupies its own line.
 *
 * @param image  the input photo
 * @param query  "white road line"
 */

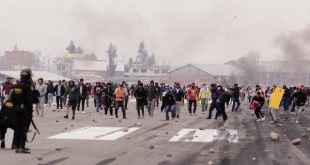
xmin=48 ymin=127 xmax=140 ymax=141
xmin=169 ymin=129 xmax=239 ymax=143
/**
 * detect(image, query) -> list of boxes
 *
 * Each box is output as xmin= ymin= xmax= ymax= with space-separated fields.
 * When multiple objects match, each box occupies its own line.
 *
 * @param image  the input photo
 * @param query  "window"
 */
xmin=141 ymin=69 xmax=147 ymax=73
xmin=154 ymin=70 xmax=159 ymax=73
xmin=161 ymin=70 xmax=168 ymax=73
xmin=133 ymin=68 xmax=139 ymax=73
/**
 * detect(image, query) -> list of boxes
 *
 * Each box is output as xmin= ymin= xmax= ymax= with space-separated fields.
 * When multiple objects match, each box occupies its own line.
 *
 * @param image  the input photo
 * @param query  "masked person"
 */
xmin=172 ymin=82 xmax=184 ymax=119
xmin=186 ymin=83 xmax=198 ymax=116
xmin=207 ymin=84 xmax=220 ymax=119
xmin=231 ymin=84 xmax=241 ymax=112
xmin=199 ymin=83 xmax=211 ymax=114
xmin=35 ymin=78 xmax=47 ymax=117
xmin=103 ymin=83 xmax=114 ymax=119
xmin=292 ymin=86 xmax=307 ymax=124
xmin=146 ymin=80 xmax=158 ymax=117
xmin=11 ymin=68 xmax=39 ymax=154
xmin=134 ymin=83 xmax=147 ymax=119
xmin=215 ymin=88 xmax=232 ymax=122
xmin=114 ymin=84 xmax=127 ymax=119
xmin=0 ymin=96 xmax=15 ymax=149
xmin=162 ymin=87 xmax=176 ymax=120
xmin=251 ymin=91 xmax=265 ymax=121
xmin=64 ymin=80 xmax=79 ymax=120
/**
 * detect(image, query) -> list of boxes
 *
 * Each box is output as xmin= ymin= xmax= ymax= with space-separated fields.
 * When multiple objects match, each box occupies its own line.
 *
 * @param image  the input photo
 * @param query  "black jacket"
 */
xmin=292 ymin=91 xmax=307 ymax=107
xmin=78 ymin=84 xmax=87 ymax=98
xmin=54 ymin=84 xmax=66 ymax=96
xmin=134 ymin=88 xmax=147 ymax=101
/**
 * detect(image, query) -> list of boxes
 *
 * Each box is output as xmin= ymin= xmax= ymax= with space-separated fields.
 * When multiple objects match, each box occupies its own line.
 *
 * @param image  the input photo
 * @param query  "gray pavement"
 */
xmin=0 ymin=98 xmax=310 ymax=165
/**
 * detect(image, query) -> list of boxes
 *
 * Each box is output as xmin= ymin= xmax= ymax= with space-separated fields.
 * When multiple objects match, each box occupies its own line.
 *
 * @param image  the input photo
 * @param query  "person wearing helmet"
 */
xmin=64 ymin=80 xmax=79 ymax=120
xmin=10 ymin=68 xmax=39 ymax=154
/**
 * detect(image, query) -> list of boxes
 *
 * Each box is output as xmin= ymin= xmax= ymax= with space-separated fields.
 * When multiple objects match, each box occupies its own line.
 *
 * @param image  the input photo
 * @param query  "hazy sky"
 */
xmin=1 ymin=0 xmax=310 ymax=65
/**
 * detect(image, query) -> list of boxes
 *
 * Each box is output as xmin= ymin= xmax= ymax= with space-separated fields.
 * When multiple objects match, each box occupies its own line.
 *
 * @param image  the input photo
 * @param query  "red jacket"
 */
xmin=187 ymin=88 xmax=198 ymax=101
xmin=3 ymin=82 xmax=13 ymax=95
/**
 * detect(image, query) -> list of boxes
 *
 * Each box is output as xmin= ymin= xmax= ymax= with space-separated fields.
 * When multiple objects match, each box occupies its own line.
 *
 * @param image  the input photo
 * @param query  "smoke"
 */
xmin=275 ymin=25 xmax=310 ymax=72
xmin=69 ymin=2 xmax=226 ymax=64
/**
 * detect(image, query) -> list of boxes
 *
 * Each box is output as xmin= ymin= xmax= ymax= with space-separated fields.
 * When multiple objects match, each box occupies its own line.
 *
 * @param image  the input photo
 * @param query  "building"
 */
xmin=0 ymin=47 xmax=36 ymax=70
xmin=168 ymin=60 xmax=310 ymax=86
xmin=124 ymin=64 xmax=170 ymax=77
xmin=168 ymin=63 xmax=243 ymax=85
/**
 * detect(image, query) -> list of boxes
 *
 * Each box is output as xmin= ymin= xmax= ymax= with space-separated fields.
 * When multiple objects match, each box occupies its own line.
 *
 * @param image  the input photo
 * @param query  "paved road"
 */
xmin=0 ymin=98 xmax=310 ymax=165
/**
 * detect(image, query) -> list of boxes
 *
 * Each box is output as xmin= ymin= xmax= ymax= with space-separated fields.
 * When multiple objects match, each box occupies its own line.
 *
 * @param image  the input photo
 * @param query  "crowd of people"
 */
xmin=0 ymin=68 xmax=309 ymax=154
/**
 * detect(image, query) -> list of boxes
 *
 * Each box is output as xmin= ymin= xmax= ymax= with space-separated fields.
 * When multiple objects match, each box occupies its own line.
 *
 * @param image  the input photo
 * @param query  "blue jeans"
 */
xmin=63 ymin=95 xmax=67 ymax=106
xmin=165 ymin=104 xmax=176 ymax=120
xmin=232 ymin=98 xmax=240 ymax=111
xmin=95 ymin=95 xmax=101 ymax=111
xmin=47 ymin=93 xmax=53 ymax=107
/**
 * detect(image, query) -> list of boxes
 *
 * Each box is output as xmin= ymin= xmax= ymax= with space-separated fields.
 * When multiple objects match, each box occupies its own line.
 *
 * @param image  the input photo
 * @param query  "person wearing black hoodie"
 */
xmin=215 ymin=88 xmax=232 ymax=121
xmin=103 ymin=83 xmax=115 ymax=119
xmin=251 ymin=91 xmax=265 ymax=121
xmin=162 ymin=87 xmax=176 ymax=120
xmin=292 ymin=86 xmax=307 ymax=124
xmin=64 ymin=80 xmax=79 ymax=120
xmin=134 ymin=83 xmax=147 ymax=119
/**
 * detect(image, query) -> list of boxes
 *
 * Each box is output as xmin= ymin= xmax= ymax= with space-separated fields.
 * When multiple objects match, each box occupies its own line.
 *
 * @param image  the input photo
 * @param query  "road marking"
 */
xmin=169 ymin=129 xmax=239 ymax=143
xmin=48 ymin=127 xmax=140 ymax=140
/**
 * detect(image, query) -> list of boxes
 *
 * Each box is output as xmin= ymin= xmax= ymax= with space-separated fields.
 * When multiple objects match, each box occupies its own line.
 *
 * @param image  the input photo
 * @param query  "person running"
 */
xmin=134 ymin=83 xmax=147 ymax=119
xmin=146 ymin=80 xmax=158 ymax=117
xmin=172 ymin=82 xmax=184 ymax=119
xmin=114 ymin=84 xmax=127 ymax=119
xmin=215 ymin=88 xmax=233 ymax=122
xmin=162 ymin=87 xmax=176 ymax=120
xmin=199 ymin=83 xmax=211 ymax=114
xmin=35 ymin=78 xmax=47 ymax=117
xmin=103 ymin=83 xmax=114 ymax=119
xmin=186 ymin=83 xmax=198 ymax=116
xmin=231 ymin=84 xmax=241 ymax=112
xmin=155 ymin=82 xmax=161 ymax=108
xmin=292 ymin=86 xmax=307 ymax=124
xmin=269 ymin=87 xmax=278 ymax=124
xmin=64 ymin=80 xmax=79 ymax=120
xmin=207 ymin=84 xmax=220 ymax=119
xmin=251 ymin=91 xmax=265 ymax=121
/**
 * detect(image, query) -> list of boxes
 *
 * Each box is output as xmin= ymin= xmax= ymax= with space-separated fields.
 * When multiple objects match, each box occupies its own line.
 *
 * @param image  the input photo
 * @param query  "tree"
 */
xmin=106 ymin=43 xmax=118 ymax=79
xmin=136 ymin=41 xmax=148 ymax=65
xmin=146 ymin=53 xmax=156 ymax=66
xmin=128 ymin=57 xmax=134 ymax=66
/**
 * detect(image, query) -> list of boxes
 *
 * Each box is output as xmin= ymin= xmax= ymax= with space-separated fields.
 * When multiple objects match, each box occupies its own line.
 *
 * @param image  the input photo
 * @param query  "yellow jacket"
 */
xmin=199 ymin=89 xmax=211 ymax=100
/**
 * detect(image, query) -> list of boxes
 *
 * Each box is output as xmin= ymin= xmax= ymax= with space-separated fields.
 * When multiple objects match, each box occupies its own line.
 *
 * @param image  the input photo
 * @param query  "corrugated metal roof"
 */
xmin=0 ymin=71 xmax=71 ymax=81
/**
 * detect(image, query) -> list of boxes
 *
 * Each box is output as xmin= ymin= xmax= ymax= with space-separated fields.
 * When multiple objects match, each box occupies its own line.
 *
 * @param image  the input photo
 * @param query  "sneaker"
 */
xmin=72 ymin=116 xmax=75 ymax=120
xmin=257 ymin=119 xmax=262 ymax=122
xmin=295 ymin=120 xmax=299 ymax=124
xmin=64 ymin=115 xmax=68 ymax=119
xmin=270 ymin=121 xmax=275 ymax=124
xmin=76 ymin=110 xmax=79 ymax=113
xmin=104 ymin=115 xmax=107 ymax=119
xmin=82 ymin=111 xmax=85 ymax=114
xmin=110 ymin=116 xmax=114 ymax=119
xmin=262 ymin=117 xmax=265 ymax=121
